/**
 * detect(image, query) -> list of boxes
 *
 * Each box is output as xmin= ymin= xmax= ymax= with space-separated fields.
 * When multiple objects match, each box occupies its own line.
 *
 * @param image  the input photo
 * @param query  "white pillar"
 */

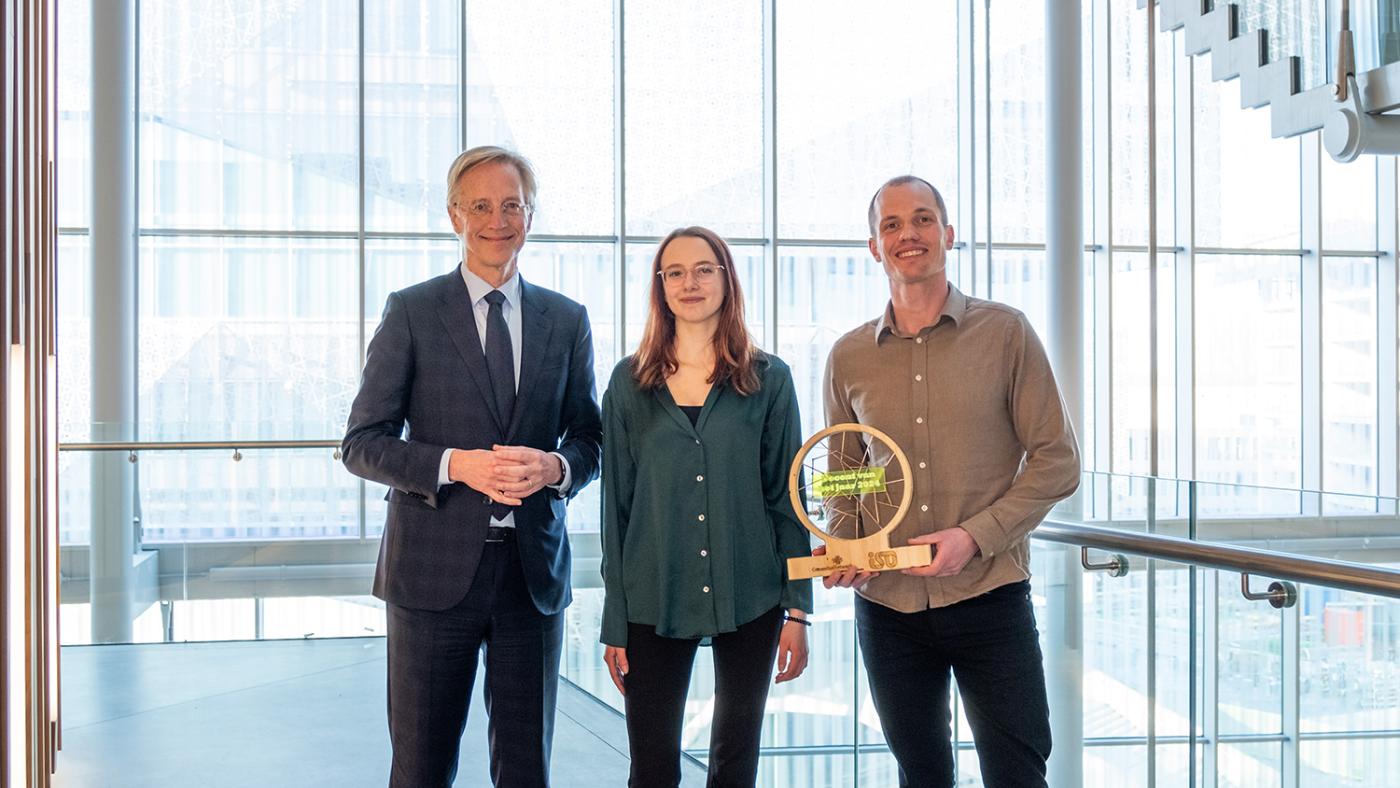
xmin=1045 ymin=0 xmax=1085 ymax=785
xmin=89 ymin=0 xmax=138 ymax=643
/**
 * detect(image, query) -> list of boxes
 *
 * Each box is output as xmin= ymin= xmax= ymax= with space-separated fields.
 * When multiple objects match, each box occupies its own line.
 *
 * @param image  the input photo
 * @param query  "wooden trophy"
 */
xmin=786 ymin=423 xmax=932 ymax=579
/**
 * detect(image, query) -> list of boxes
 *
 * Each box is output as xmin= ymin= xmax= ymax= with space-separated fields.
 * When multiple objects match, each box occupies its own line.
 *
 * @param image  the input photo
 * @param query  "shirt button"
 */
xmin=695 ymin=439 xmax=701 ymax=445
xmin=921 ymin=504 xmax=929 ymax=512
xmin=700 ymin=549 xmax=708 ymax=557
xmin=698 ymin=514 xmax=706 ymax=522
xmin=916 ymin=337 xmax=924 ymax=344
xmin=916 ymin=417 xmax=924 ymax=424
xmin=702 ymin=586 xmax=711 ymax=593
xmin=919 ymin=461 xmax=927 ymax=469
xmin=915 ymin=374 xmax=923 ymax=381
xmin=696 ymin=474 xmax=705 ymax=482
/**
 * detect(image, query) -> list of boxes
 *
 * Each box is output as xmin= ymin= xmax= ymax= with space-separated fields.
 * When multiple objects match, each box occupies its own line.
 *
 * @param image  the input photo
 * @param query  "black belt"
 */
xmin=485 ymin=524 xmax=515 ymax=543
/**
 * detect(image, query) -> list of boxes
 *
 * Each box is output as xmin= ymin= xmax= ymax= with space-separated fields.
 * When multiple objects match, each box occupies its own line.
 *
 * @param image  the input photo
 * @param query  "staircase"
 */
xmin=1139 ymin=0 xmax=1400 ymax=159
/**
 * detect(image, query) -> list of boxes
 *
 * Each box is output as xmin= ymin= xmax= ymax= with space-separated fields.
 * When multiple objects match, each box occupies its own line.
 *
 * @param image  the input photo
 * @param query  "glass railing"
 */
xmin=559 ymin=471 xmax=1400 ymax=786
xmin=56 ymin=439 xmax=1400 ymax=786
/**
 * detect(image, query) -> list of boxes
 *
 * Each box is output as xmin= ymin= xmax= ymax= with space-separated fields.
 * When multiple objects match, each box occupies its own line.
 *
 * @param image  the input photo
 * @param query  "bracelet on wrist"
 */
xmin=783 ymin=613 xmax=811 ymax=627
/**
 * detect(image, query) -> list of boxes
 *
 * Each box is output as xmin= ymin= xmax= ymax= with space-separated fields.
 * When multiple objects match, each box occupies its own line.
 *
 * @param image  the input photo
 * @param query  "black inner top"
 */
xmin=678 ymin=404 xmax=702 ymax=427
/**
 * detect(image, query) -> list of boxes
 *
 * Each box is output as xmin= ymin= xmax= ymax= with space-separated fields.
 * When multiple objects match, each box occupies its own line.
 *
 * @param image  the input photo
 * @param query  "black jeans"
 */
xmin=622 ymin=607 xmax=784 ymax=788
xmin=857 ymin=580 xmax=1051 ymax=788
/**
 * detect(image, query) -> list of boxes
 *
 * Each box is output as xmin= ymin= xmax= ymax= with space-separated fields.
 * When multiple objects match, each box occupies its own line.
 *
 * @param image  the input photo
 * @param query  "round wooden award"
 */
xmin=786 ymin=423 xmax=933 ymax=579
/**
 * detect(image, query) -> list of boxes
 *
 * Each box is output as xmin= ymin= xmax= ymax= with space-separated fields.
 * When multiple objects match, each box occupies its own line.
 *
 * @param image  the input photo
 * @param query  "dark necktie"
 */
xmin=483 ymin=290 xmax=516 ymax=520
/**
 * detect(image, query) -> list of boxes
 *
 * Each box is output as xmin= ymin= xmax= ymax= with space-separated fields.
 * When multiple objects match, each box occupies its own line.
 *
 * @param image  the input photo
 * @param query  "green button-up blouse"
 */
xmin=600 ymin=353 xmax=814 ymax=647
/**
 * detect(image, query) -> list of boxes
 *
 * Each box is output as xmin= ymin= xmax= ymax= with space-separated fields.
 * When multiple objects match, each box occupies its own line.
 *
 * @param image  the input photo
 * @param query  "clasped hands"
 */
xmin=817 ymin=526 xmax=981 ymax=589
xmin=449 ymin=445 xmax=562 ymax=507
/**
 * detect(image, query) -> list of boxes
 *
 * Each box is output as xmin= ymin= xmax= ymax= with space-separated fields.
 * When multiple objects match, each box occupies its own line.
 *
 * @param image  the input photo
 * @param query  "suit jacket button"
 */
xmin=483 ymin=495 xmax=492 ymax=504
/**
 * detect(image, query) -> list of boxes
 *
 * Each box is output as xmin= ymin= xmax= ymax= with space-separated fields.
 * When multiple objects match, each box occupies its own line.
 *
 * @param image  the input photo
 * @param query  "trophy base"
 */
xmin=787 ymin=543 xmax=933 ymax=580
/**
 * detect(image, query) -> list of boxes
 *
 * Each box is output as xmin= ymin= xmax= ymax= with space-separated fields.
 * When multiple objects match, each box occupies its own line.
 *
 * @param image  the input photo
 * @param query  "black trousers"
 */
xmin=622 ymin=607 xmax=784 ymax=788
xmin=856 ymin=580 xmax=1051 ymax=788
xmin=385 ymin=537 xmax=564 ymax=788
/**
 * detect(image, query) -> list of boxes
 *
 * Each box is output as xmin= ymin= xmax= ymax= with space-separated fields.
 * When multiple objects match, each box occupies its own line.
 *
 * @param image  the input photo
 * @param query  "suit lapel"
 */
xmin=434 ymin=270 xmax=506 ymax=433
xmin=507 ymin=278 xmax=554 ymax=441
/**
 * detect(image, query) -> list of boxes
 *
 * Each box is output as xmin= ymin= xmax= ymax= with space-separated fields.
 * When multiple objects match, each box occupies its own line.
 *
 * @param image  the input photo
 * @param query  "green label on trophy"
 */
xmin=812 ymin=467 xmax=887 ymax=497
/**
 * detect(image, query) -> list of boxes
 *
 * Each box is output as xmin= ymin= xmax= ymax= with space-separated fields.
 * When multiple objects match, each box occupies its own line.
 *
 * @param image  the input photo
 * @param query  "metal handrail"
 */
xmin=1037 ymin=520 xmax=1400 ymax=599
xmin=58 ymin=439 xmax=341 ymax=452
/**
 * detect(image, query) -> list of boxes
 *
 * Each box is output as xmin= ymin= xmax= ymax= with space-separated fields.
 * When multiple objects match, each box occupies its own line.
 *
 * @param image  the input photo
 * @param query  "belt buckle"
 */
xmin=485 ymin=524 xmax=510 ymax=543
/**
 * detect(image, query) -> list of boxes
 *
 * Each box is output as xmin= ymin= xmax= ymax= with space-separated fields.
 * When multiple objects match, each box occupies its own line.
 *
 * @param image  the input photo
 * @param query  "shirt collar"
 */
xmin=875 ymin=282 xmax=967 ymax=343
xmin=459 ymin=262 xmax=521 ymax=311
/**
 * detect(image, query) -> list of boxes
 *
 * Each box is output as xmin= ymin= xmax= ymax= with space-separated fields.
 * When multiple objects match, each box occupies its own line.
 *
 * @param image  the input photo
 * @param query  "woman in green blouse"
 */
xmin=600 ymin=226 xmax=814 ymax=787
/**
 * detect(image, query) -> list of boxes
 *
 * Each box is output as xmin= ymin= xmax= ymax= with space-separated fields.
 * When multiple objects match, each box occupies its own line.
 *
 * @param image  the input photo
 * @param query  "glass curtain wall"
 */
xmin=56 ymin=0 xmax=1400 ymax=784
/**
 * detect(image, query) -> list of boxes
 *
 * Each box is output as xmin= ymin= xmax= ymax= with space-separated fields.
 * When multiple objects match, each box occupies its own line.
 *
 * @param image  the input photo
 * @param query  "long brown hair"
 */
xmin=630 ymin=226 xmax=762 ymax=396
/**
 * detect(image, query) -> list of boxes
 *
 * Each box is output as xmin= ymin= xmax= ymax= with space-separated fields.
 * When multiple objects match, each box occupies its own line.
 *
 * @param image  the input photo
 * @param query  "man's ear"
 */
xmin=944 ymin=224 xmax=955 ymax=250
xmin=868 ymin=237 xmax=881 ymax=262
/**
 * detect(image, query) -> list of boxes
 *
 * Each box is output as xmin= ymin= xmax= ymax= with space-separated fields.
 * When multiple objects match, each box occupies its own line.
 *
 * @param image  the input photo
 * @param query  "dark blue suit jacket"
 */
xmin=342 ymin=268 xmax=602 ymax=615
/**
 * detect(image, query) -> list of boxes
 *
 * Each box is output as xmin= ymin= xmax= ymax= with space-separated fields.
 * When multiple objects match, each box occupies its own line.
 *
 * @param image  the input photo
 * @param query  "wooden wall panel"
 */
xmin=2 ymin=1 xmax=57 ymax=786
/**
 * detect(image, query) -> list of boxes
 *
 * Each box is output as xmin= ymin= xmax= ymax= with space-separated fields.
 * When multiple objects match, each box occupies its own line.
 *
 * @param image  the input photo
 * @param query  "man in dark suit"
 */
xmin=342 ymin=146 xmax=603 ymax=788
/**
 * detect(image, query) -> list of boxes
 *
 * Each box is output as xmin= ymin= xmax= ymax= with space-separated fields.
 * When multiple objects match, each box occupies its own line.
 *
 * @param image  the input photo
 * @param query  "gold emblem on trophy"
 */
xmin=786 ymin=423 xmax=932 ymax=579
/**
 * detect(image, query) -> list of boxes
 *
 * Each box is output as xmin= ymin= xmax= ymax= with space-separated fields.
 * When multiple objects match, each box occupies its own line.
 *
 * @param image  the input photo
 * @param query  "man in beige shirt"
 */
xmin=820 ymin=175 xmax=1080 ymax=788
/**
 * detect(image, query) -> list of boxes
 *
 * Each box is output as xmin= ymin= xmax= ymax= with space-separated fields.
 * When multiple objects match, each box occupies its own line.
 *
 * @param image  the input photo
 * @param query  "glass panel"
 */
xmin=1082 ymin=560 xmax=1152 ymax=740
xmin=1194 ymin=255 xmax=1302 ymax=492
xmin=1218 ymin=572 xmax=1284 ymax=736
xmin=1321 ymin=154 xmax=1378 ymax=252
xmin=364 ymin=0 xmax=459 ymax=233
xmin=1219 ymin=741 xmax=1282 ymax=788
xmin=259 ymin=596 xmax=387 ymax=639
xmin=464 ymin=0 xmax=614 ymax=236
xmin=1086 ymin=745 xmax=1149 ymax=786
xmin=775 ymin=246 xmax=894 ymax=440
xmin=984 ymin=1 xmax=1047 ymax=244
xmin=363 ymin=237 xmax=461 ymax=326
xmin=139 ymin=0 xmax=359 ymax=231
xmin=1155 ymin=743 xmax=1196 ymax=787
xmin=776 ymin=0 xmax=958 ymax=241
xmin=517 ymin=241 xmax=619 ymax=396
xmin=856 ymin=751 xmax=904 ymax=787
xmin=1193 ymin=69 xmax=1301 ymax=250
xmin=58 ymin=0 xmax=91 ymax=228
xmin=1323 ymin=256 xmax=1378 ymax=500
xmin=1301 ymin=738 xmax=1400 ymax=787
xmin=1155 ymin=563 xmax=1197 ymax=738
xmin=560 ymin=587 xmax=618 ymax=710
xmin=1347 ymin=0 xmax=1400 ymax=71
xmin=755 ymin=753 xmax=861 ymax=788
xmin=140 ymin=448 xmax=357 ymax=541
xmin=58 ymin=235 xmax=93 ymax=443
xmin=624 ymin=0 xmax=761 ymax=238
xmin=138 ymin=236 xmax=359 ymax=440
xmin=764 ymin=586 xmax=860 ymax=752
xmin=1300 ymin=588 xmax=1400 ymax=734
xmin=988 ymin=248 xmax=1047 ymax=340
xmin=1108 ymin=254 xmax=1176 ymax=475
xmin=1110 ymin=1 xmax=1176 ymax=247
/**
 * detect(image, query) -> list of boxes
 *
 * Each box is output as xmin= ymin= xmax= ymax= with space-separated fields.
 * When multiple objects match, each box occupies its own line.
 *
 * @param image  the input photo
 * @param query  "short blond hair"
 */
xmin=445 ymin=146 xmax=538 ymax=210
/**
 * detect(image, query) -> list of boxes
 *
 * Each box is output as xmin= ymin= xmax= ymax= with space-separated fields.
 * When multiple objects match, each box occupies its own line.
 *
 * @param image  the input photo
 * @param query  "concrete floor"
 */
xmin=52 ymin=638 xmax=705 ymax=787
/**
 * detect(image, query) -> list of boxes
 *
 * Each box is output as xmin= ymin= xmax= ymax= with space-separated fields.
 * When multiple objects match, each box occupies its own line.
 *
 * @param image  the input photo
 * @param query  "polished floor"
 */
xmin=53 ymin=638 xmax=706 ymax=787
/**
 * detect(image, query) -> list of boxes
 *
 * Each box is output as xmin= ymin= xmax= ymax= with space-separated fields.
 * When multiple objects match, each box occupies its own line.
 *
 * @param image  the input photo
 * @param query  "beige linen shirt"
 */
xmin=823 ymin=284 xmax=1081 ymax=612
